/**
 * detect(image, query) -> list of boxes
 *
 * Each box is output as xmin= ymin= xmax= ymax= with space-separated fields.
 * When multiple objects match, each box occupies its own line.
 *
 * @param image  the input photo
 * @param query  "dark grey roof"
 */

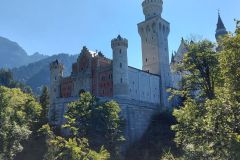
xmin=217 ymin=13 xmax=226 ymax=30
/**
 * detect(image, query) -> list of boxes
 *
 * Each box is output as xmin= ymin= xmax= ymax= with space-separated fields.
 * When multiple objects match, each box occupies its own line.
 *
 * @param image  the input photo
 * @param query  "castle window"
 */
xmin=120 ymin=49 xmax=122 ymax=54
xmin=55 ymin=76 xmax=57 ymax=80
xmin=120 ymin=63 xmax=122 ymax=68
xmin=121 ymin=78 xmax=123 ymax=83
xmin=146 ymin=58 xmax=148 ymax=62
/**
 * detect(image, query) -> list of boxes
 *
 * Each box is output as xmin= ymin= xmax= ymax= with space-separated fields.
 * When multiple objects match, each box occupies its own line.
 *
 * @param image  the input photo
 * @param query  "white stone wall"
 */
xmin=128 ymin=67 xmax=160 ymax=104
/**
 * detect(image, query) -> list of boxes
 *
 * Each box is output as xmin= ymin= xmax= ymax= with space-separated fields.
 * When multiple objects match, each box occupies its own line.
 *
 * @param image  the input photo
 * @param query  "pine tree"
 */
xmin=40 ymin=86 xmax=50 ymax=124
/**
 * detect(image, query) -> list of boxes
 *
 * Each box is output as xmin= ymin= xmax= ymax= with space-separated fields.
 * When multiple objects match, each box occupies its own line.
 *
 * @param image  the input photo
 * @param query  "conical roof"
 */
xmin=217 ymin=13 xmax=226 ymax=31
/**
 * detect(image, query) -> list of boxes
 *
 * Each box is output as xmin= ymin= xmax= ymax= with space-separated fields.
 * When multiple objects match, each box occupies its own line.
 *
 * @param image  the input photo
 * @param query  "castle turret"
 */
xmin=215 ymin=12 xmax=228 ymax=42
xmin=50 ymin=60 xmax=64 ymax=103
xmin=142 ymin=0 xmax=163 ymax=20
xmin=111 ymin=35 xmax=129 ymax=97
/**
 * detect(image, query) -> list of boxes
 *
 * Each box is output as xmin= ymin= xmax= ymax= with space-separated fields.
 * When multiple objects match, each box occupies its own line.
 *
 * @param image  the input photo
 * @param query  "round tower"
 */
xmin=142 ymin=0 xmax=163 ymax=20
xmin=111 ymin=35 xmax=129 ymax=98
xmin=50 ymin=60 xmax=64 ymax=103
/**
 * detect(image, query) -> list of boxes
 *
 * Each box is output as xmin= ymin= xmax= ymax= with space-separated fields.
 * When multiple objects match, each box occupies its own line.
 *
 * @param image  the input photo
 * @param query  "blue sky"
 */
xmin=0 ymin=0 xmax=239 ymax=69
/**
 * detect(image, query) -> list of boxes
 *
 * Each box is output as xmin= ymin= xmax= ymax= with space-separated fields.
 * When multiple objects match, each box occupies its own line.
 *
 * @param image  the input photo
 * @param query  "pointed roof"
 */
xmin=171 ymin=52 xmax=175 ymax=63
xmin=217 ymin=12 xmax=226 ymax=31
xmin=215 ymin=11 xmax=228 ymax=41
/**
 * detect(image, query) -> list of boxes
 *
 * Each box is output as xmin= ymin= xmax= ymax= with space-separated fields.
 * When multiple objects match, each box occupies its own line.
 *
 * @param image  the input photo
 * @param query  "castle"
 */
xmin=50 ymin=0 xmax=171 ymax=145
xmin=49 ymin=0 xmax=228 ymax=145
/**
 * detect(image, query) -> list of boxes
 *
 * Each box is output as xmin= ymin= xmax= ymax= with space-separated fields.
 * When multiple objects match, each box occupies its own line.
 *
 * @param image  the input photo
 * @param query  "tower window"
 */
xmin=120 ymin=63 xmax=122 ymax=68
xmin=121 ymin=78 xmax=123 ymax=83
xmin=120 ymin=49 xmax=122 ymax=54
xmin=55 ymin=76 xmax=57 ymax=80
xmin=146 ymin=58 xmax=148 ymax=62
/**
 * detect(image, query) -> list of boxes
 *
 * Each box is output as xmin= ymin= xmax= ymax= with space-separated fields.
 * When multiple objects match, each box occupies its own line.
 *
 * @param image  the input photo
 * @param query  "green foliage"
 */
xmin=172 ymin=23 xmax=240 ymax=160
xmin=218 ymin=22 xmax=240 ymax=101
xmin=39 ymin=86 xmax=50 ymax=124
xmin=161 ymin=150 xmax=183 ymax=160
xmin=0 ymin=86 xmax=41 ymax=160
xmin=0 ymin=68 xmax=32 ymax=94
xmin=174 ymin=40 xmax=219 ymax=100
xmin=64 ymin=92 xmax=125 ymax=159
xmin=40 ymin=124 xmax=110 ymax=160
xmin=39 ymin=92 xmax=124 ymax=160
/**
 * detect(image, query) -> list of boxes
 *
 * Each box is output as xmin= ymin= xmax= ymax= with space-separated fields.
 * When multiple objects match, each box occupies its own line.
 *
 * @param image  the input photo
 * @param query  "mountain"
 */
xmin=0 ymin=36 xmax=48 ymax=68
xmin=12 ymin=53 xmax=78 ymax=94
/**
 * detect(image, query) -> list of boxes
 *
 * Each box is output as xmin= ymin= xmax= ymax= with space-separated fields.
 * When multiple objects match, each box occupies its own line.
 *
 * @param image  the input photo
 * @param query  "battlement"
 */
xmin=50 ymin=60 xmax=64 ymax=70
xmin=142 ymin=0 xmax=163 ymax=19
xmin=142 ymin=0 xmax=162 ymax=6
xmin=111 ymin=35 xmax=128 ymax=48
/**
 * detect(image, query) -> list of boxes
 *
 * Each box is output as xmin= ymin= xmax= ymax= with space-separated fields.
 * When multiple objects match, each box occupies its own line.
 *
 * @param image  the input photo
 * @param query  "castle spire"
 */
xmin=215 ymin=11 xmax=228 ymax=41
xmin=171 ymin=52 xmax=175 ymax=63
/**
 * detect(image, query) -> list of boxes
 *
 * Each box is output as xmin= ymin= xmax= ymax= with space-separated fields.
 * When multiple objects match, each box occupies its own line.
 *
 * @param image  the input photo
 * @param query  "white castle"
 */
xmin=50 ymin=0 xmax=172 ymax=144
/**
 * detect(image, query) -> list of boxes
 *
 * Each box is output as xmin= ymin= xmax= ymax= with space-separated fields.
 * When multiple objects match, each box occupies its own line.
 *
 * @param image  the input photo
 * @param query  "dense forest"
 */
xmin=0 ymin=21 xmax=239 ymax=160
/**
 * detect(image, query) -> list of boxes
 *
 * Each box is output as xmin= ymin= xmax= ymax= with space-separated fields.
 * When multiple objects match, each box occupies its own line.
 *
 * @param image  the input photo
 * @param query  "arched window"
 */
xmin=119 ymin=49 xmax=122 ymax=54
xmin=120 ymin=63 xmax=122 ymax=68
xmin=152 ymin=23 xmax=156 ymax=33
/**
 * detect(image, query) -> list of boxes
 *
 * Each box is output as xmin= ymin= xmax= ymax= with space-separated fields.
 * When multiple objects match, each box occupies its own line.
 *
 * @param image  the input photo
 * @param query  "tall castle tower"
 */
xmin=111 ymin=35 xmax=129 ymax=97
xmin=138 ymin=0 xmax=171 ymax=109
xmin=50 ymin=60 xmax=64 ymax=104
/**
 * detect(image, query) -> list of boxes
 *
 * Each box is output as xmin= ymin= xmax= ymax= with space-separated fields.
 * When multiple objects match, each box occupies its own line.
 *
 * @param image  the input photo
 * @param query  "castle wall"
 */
xmin=52 ymin=96 xmax=159 ymax=147
xmin=61 ymin=77 xmax=74 ymax=98
xmin=128 ymin=67 xmax=160 ymax=104
xmin=98 ymin=69 xmax=113 ymax=97
xmin=115 ymin=98 xmax=159 ymax=146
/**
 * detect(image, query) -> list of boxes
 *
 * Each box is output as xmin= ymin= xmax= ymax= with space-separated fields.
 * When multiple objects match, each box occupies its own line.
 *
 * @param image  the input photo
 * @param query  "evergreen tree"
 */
xmin=39 ymin=86 xmax=50 ymax=124
xmin=0 ymin=69 xmax=32 ymax=94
